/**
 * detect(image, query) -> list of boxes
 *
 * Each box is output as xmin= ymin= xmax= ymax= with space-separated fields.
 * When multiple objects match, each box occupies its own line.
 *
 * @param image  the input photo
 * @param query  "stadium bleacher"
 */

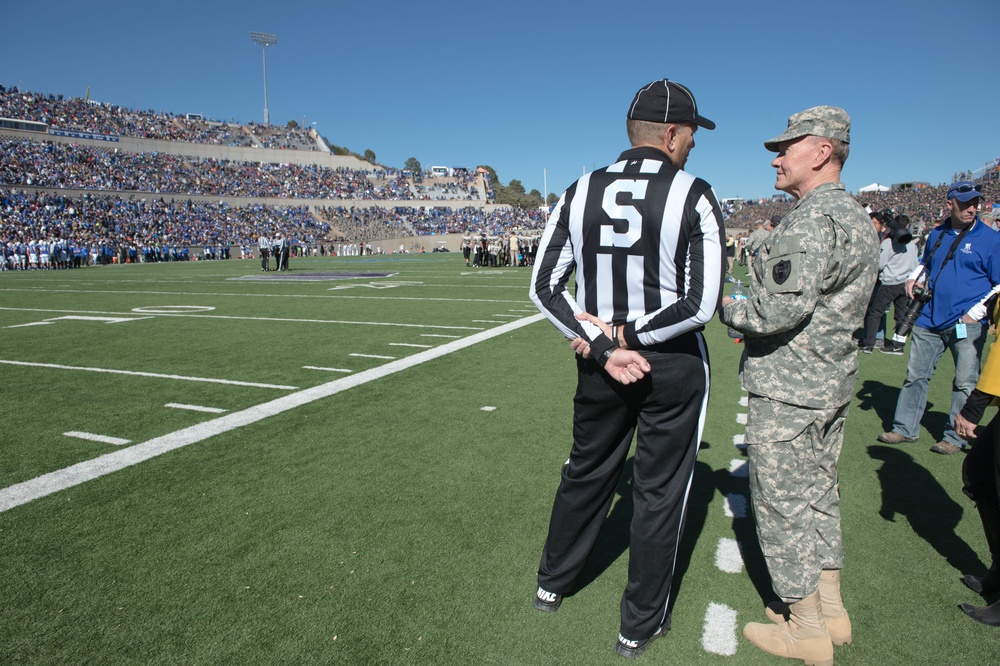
xmin=1 ymin=82 xmax=996 ymax=268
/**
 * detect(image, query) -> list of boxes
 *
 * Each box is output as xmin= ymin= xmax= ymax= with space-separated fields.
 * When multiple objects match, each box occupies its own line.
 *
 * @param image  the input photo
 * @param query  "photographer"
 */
xmin=878 ymin=182 xmax=1000 ymax=455
xmin=859 ymin=211 xmax=919 ymax=354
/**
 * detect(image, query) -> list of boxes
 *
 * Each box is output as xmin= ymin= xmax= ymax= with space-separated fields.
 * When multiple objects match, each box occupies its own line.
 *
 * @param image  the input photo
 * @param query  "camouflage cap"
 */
xmin=764 ymin=106 xmax=851 ymax=152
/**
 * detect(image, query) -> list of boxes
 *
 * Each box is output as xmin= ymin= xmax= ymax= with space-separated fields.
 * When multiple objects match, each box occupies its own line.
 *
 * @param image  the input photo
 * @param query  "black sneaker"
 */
xmin=879 ymin=342 xmax=904 ymax=355
xmin=534 ymin=586 xmax=562 ymax=612
xmin=614 ymin=624 xmax=668 ymax=658
xmin=859 ymin=346 xmax=873 ymax=354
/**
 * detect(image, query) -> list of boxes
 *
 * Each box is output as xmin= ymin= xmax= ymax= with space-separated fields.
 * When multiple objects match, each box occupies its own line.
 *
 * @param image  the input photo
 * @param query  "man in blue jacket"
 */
xmin=878 ymin=181 xmax=1000 ymax=454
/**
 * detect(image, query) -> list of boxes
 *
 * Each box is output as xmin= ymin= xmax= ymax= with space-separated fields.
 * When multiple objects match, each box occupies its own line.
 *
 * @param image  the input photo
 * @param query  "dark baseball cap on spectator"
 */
xmin=764 ymin=106 xmax=851 ymax=152
xmin=947 ymin=181 xmax=983 ymax=203
xmin=770 ymin=215 xmax=782 ymax=225
xmin=627 ymin=79 xmax=715 ymax=130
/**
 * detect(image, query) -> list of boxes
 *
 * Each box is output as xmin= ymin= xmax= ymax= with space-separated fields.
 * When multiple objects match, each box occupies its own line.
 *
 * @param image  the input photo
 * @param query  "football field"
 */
xmin=0 ymin=254 xmax=995 ymax=664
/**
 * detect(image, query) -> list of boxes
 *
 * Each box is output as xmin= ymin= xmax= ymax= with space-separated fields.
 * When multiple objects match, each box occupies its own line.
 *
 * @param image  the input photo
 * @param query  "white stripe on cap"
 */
xmin=675 ymin=82 xmax=697 ymax=120
xmin=661 ymin=79 xmax=671 ymax=123
xmin=628 ymin=81 xmax=656 ymax=120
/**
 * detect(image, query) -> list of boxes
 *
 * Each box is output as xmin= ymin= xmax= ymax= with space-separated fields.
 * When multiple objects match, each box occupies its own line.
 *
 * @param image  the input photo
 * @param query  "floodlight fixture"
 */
xmin=250 ymin=31 xmax=278 ymax=125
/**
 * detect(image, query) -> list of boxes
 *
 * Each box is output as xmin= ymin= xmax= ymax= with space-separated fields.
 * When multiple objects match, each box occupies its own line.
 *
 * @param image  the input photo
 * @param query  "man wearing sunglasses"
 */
xmin=878 ymin=181 xmax=1000 ymax=455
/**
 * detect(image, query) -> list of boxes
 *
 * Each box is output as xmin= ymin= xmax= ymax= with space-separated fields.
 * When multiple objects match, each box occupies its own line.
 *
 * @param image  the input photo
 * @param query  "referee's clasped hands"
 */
xmin=570 ymin=313 xmax=651 ymax=385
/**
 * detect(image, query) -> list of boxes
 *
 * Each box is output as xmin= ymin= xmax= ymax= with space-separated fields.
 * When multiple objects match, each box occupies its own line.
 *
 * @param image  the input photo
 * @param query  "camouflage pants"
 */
xmin=745 ymin=394 xmax=848 ymax=602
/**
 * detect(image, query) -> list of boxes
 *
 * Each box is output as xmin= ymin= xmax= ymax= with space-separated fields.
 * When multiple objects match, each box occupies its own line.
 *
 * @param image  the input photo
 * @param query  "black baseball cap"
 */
xmin=627 ymin=79 xmax=715 ymax=130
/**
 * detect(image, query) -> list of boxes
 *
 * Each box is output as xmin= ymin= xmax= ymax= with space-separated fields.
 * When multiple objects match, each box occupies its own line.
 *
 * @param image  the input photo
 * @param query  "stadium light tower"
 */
xmin=250 ymin=31 xmax=278 ymax=126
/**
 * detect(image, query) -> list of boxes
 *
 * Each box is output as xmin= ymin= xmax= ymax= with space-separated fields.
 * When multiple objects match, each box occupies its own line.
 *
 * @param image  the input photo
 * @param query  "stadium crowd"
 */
xmin=316 ymin=205 xmax=546 ymax=243
xmin=0 ymin=187 xmax=328 ymax=268
xmin=727 ymin=182 xmax=998 ymax=232
xmin=0 ymin=137 xmax=482 ymax=201
xmin=0 ymin=84 xmax=317 ymax=150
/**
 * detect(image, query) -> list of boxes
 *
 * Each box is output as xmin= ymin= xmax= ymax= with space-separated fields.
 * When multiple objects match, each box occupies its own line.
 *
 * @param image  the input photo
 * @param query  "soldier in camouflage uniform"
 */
xmin=745 ymin=219 xmax=772 ymax=257
xmin=720 ymin=106 xmax=878 ymax=666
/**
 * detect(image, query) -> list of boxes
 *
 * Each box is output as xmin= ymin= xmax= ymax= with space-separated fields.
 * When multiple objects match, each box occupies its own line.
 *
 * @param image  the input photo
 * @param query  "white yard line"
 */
xmin=729 ymin=459 xmax=748 ymax=478
xmin=64 ymin=432 xmax=131 ymax=446
xmin=302 ymin=366 xmax=353 ymax=373
xmin=701 ymin=602 xmax=739 ymax=656
xmin=723 ymin=494 xmax=748 ymax=519
xmin=714 ymin=538 xmax=744 ymax=574
xmin=0 ymin=314 xmax=545 ymax=512
xmin=349 ymin=353 xmax=396 ymax=360
xmin=388 ymin=343 xmax=432 ymax=348
xmin=164 ymin=403 xmax=228 ymax=414
xmin=0 ymin=290 xmax=529 ymax=304
xmin=0 ymin=360 xmax=297 ymax=390
xmin=0 ymin=307 xmax=484 ymax=331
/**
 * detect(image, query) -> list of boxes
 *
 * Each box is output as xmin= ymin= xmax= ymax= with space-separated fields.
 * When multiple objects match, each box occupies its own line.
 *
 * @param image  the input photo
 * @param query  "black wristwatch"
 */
xmin=598 ymin=345 xmax=617 ymax=368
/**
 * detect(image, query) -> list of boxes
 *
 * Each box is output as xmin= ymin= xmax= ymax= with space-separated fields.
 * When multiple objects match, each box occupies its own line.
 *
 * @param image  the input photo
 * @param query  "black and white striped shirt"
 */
xmin=530 ymin=146 xmax=725 ymax=359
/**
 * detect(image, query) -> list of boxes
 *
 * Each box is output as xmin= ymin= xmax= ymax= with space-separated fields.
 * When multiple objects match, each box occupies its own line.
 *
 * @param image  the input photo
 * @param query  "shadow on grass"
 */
xmin=572 ymin=442 xmax=777 ymax=614
xmin=869 ymin=444 xmax=983 ymax=576
xmin=572 ymin=458 xmax=634 ymax=592
xmin=858 ymin=379 xmax=951 ymax=441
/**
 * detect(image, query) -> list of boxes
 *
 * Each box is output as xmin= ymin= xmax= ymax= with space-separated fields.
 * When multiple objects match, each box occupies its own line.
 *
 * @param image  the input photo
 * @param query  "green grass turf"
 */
xmin=0 ymin=255 xmax=997 ymax=664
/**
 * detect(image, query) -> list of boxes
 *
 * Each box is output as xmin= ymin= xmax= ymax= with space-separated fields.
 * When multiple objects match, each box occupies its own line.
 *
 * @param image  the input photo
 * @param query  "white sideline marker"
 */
xmin=389 ymin=343 xmax=432 ymax=348
xmin=51 ymin=315 xmax=150 ymax=324
xmin=349 ymin=353 xmax=396 ymax=360
xmin=701 ymin=602 xmax=739 ymax=656
xmin=421 ymin=334 xmax=461 ymax=339
xmin=729 ymin=459 xmax=748 ymax=478
xmin=303 ymin=366 xmax=353 ymax=373
xmin=0 ymin=360 xmax=298 ymax=390
xmin=471 ymin=320 xmax=504 ymax=324
xmin=733 ymin=433 xmax=746 ymax=449
xmin=165 ymin=403 xmax=228 ymax=414
xmin=723 ymin=493 xmax=748 ymax=519
xmin=736 ymin=412 xmax=747 ymax=425
xmin=0 ymin=314 xmax=546 ymax=512
xmin=64 ymin=432 xmax=131 ymax=446
xmin=714 ymin=537 xmax=744 ymax=574
xmin=739 ymin=395 xmax=748 ymax=407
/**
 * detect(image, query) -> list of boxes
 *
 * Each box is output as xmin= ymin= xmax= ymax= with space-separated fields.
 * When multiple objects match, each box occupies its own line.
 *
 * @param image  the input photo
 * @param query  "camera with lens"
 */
xmin=876 ymin=210 xmax=913 ymax=245
xmin=896 ymin=282 xmax=932 ymax=339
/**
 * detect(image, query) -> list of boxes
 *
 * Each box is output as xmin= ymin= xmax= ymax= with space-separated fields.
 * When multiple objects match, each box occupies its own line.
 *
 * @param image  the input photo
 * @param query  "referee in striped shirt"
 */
xmin=529 ymin=78 xmax=725 ymax=658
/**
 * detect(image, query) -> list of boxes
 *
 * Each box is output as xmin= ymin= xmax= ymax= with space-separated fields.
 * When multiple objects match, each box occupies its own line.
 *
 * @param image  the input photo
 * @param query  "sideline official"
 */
xmin=721 ymin=106 xmax=878 ymax=665
xmin=530 ymin=78 xmax=724 ymax=658
xmin=258 ymin=233 xmax=271 ymax=271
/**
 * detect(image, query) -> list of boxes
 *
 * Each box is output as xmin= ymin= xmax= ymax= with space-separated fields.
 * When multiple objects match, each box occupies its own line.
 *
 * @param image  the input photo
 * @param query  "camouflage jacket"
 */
xmin=747 ymin=227 xmax=770 ymax=255
xmin=720 ymin=181 xmax=878 ymax=408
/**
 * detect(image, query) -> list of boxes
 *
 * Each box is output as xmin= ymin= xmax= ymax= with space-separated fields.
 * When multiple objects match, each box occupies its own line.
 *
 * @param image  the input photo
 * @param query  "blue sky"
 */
xmin=2 ymin=0 xmax=997 ymax=202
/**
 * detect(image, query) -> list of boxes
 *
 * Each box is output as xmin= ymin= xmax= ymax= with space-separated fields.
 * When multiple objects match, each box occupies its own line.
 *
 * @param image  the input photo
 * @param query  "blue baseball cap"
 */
xmin=947 ymin=181 xmax=982 ymax=202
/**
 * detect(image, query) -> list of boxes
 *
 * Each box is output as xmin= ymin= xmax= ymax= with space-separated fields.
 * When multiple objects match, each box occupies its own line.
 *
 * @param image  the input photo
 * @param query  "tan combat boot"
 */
xmin=817 ymin=569 xmax=852 ymax=646
xmin=744 ymin=590 xmax=834 ymax=666
xmin=763 ymin=571 xmax=852 ymax=646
